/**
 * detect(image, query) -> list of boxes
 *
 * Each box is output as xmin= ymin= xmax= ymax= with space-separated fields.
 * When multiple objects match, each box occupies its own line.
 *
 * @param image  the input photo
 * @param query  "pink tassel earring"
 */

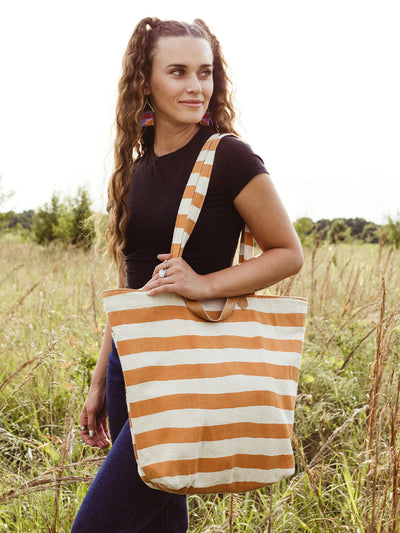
xmin=141 ymin=99 xmax=155 ymax=127
xmin=199 ymin=111 xmax=213 ymax=127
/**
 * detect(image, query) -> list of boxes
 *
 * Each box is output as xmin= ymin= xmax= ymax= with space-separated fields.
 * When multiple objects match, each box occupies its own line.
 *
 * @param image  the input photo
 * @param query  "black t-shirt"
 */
xmin=123 ymin=127 xmax=267 ymax=289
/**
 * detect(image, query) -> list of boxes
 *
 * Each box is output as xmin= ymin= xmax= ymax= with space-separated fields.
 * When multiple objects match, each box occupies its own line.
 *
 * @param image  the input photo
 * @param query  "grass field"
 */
xmin=0 ymin=238 xmax=399 ymax=532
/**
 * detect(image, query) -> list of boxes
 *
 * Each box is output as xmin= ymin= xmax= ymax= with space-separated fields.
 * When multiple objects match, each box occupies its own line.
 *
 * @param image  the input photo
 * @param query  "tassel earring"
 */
xmin=199 ymin=111 xmax=213 ymax=127
xmin=141 ymin=99 xmax=155 ymax=127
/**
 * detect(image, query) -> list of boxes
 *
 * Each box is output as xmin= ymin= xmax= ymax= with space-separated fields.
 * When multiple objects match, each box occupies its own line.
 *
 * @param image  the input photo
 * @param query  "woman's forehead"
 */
xmin=152 ymin=36 xmax=213 ymax=65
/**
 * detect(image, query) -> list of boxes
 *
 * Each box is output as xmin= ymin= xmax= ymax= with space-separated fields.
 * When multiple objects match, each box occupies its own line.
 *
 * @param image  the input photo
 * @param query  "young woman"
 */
xmin=71 ymin=17 xmax=303 ymax=532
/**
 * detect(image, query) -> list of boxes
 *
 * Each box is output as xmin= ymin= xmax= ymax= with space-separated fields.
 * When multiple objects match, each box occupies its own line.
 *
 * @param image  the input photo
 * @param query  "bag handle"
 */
xmin=185 ymin=296 xmax=249 ymax=322
xmin=170 ymin=133 xmax=254 ymax=322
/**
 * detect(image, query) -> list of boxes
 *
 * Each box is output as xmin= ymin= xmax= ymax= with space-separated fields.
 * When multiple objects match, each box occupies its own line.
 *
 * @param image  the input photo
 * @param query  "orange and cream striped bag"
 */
xmin=103 ymin=133 xmax=307 ymax=494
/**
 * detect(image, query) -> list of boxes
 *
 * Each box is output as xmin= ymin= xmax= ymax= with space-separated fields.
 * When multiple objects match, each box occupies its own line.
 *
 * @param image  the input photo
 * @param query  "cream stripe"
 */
xmin=103 ymin=292 xmax=307 ymax=315
xmin=240 ymin=243 xmax=253 ymax=261
xmin=150 ymin=467 xmax=295 ymax=490
xmin=174 ymin=197 xmax=193 ymax=217
xmin=180 ymin=232 xmax=191 ymax=248
xmin=182 ymin=204 xmax=201 ymax=222
xmin=112 ymin=320 xmax=306 ymax=342
xmin=137 ymin=438 xmax=293 ymax=464
xmin=246 ymin=296 xmax=307 ymax=314
xmin=103 ymin=293 xmax=183 ymax=312
xmin=129 ymin=406 xmax=295 ymax=434
xmin=185 ymin=172 xmax=201 ymax=187
xmin=171 ymin=228 xmax=185 ymax=246
xmin=191 ymin=175 xmax=210 ymax=197
xmin=119 ymin=347 xmax=301 ymax=372
xmin=127 ymin=375 xmax=299 ymax=402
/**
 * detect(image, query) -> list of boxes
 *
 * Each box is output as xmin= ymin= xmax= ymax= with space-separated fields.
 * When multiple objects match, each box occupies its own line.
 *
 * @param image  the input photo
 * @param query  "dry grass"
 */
xmin=0 ymin=238 xmax=399 ymax=532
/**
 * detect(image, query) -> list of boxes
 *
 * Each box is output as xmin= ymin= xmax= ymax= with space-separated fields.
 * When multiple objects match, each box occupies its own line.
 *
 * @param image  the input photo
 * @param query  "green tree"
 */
xmin=360 ymin=222 xmax=379 ymax=243
xmin=32 ymin=188 xmax=94 ymax=246
xmin=69 ymin=187 xmax=94 ymax=246
xmin=0 ymin=176 xmax=14 ymax=231
xmin=32 ymin=193 xmax=63 ymax=244
xmin=386 ymin=214 xmax=400 ymax=248
xmin=294 ymin=217 xmax=315 ymax=247
xmin=327 ymin=219 xmax=351 ymax=244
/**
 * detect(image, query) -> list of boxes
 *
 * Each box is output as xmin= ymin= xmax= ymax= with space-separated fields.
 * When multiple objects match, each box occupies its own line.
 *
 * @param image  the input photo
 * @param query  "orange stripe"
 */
xmin=182 ymin=184 xmax=196 ymax=199
xmin=118 ymin=335 xmax=304 ymax=357
xmin=108 ymin=306 xmax=306 ymax=328
xmin=170 ymin=242 xmax=182 ymax=258
xmin=242 ymin=231 xmax=254 ymax=246
xmin=150 ymin=479 xmax=275 ymax=494
xmin=174 ymin=213 xmax=187 ymax=230
xmin=124 ymin=361 xmax=299 ymax=387
xmin=173 ymin=214 xmax=196 ymax=235
xmin=129 ymin=389 xmax=296 ymax=418
xmin=198 ymin=162 xmax=213 ymax=179
xmin=190 ymin=161 xmax=203 ymax=175
xmin=135 ymin=422 xmax=292 ymax=449
xmin=143 ymin=453 xmax=294 ymax=479
xmin=103 ymin=288 xmax=136 ymax=297
xmin=191 ymin=191 xmax=206 ymax=209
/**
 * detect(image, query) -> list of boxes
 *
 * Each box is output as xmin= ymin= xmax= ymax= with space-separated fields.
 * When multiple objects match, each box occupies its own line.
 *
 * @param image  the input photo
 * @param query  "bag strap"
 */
xmin=169 ymin=132 xmax=254 ymax=321
xmin=170 ymin=133 xmax=225 ymax=258
xmin=170 ymin=133 xmax=255 ymax=261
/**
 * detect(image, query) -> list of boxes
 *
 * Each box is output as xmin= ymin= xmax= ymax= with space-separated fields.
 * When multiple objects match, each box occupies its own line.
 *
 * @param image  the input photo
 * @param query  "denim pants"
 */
xmin=71 ymin=342 xmax=188 ymax=532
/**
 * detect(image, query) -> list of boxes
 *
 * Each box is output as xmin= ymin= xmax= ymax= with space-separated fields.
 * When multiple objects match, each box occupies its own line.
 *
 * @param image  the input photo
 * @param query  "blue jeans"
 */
xmin=71 ymin=342 xmax=188 ymax=532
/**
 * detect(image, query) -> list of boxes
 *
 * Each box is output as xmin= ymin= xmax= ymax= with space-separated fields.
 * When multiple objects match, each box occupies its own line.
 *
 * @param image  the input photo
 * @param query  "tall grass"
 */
xmin=0 ymin=239 xmax=399 ymax=532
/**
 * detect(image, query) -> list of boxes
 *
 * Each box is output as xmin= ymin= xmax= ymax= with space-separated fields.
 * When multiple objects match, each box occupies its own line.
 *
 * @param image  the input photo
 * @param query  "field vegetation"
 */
xmin=0 ymin=228 xmax=399 ymax=531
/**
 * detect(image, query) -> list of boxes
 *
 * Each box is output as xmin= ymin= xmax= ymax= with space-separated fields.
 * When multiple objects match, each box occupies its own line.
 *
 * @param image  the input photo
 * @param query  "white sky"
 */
xmin=0 ymin=0 xmax=399 ymax=224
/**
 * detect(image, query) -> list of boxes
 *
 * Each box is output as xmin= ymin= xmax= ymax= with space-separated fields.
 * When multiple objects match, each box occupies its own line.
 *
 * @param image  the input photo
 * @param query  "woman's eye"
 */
xmin=170 ymin=69 xmax=184 ymax=76
xmin=200 ymin=69 xmax=212 ymax=78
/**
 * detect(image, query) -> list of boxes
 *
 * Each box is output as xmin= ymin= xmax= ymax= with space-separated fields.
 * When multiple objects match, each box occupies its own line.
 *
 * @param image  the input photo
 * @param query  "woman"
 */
xmin=72 ymin=17 xmax=303 ymax=532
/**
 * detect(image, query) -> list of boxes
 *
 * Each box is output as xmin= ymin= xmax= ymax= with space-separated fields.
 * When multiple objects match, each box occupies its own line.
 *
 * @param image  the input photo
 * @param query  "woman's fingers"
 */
xmin=79 ymin=393 xmax=110 ymax=448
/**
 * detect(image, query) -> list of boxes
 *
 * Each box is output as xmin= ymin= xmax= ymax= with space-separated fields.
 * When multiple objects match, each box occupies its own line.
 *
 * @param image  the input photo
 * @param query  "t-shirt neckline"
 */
xmin=150 ymin=127 xmax=212 ymax=161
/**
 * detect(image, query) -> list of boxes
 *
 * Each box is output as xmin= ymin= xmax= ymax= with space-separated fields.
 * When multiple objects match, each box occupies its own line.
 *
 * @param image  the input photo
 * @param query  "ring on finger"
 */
xmin=164 ymin=260 xmax=169 ymax=269
xmin=159 ymin=269 xmax=166 ymax=278
xmin=80 ymin=425 xmax=88 ymax=431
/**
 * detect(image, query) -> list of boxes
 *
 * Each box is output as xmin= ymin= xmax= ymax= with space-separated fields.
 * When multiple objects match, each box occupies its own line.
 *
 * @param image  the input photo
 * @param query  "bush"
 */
xmin=32 ymin=188 xmax=94 ymax=247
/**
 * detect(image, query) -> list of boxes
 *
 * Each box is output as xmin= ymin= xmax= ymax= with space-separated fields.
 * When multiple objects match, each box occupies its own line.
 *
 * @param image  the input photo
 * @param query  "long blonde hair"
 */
xmin=106 ymin=17 xmax=238 ymax=264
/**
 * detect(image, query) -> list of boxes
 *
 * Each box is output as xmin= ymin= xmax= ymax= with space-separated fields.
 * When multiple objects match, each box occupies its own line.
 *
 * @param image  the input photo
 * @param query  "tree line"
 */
xmin=0 ymin=187 xmax=96 ymax=247
xmin=294 ymin=216 xmax=400 ymax=248
xmin=0 ymin=182 xmax=399 ymax=248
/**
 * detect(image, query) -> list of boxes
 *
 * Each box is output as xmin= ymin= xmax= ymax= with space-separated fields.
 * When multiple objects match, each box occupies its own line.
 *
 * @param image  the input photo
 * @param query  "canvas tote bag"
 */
xmin=103 ymin=133 xmax=307 ymax=494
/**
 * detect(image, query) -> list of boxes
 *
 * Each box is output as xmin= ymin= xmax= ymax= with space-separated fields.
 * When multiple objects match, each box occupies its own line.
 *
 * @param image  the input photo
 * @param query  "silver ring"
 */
xmin=159 ymin=269 xmax=166 ymax=278
xmin=80 ymin=425 xmax=88 ymax=431
xmin=164 ymin=260 xmax=169 ymax=269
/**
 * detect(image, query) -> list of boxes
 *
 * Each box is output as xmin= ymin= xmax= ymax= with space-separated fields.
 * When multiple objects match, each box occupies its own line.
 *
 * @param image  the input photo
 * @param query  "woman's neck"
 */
xmin=153 ymin=124 xmax=200 ymax=157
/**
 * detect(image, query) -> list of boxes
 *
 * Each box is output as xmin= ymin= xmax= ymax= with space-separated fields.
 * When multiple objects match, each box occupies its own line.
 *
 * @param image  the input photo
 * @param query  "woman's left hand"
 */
xmin=142 ymin=254 xmax=211 ymax=300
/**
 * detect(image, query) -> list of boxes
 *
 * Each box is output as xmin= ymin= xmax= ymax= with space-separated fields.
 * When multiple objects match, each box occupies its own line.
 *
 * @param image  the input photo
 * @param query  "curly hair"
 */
xmin=106 ymin=17 xmax=238 ymax=265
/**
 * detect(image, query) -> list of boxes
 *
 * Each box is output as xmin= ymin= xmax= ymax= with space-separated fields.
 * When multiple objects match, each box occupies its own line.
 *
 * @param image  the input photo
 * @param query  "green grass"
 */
xmin=0 ymin=239 xmax=399 ymax=532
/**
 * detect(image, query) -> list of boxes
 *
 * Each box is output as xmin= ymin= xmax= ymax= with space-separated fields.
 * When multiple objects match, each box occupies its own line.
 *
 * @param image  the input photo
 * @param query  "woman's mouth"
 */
xmin=180 ymin=100 xmax=203 ymax=107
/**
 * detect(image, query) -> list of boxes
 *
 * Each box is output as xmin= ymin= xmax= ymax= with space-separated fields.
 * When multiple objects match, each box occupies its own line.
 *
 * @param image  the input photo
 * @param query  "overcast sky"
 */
xmin=0 ymin=0 xmax=399 ymax=224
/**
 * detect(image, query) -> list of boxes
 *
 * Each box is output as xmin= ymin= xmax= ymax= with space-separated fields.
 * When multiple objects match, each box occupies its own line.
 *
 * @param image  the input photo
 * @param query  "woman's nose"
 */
xmin=186 ymin=73 xmax=202 ymax=93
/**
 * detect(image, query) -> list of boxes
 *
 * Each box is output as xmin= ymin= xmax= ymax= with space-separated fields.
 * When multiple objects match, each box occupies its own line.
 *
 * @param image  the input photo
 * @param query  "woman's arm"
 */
xmin=79 ymin=260 xmax=127 ymax=448
xmin=143 ymin=173 xmax=303 ymax=299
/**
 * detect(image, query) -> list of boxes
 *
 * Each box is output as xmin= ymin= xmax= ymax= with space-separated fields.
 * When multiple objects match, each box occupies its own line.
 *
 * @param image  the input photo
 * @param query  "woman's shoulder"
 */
xmin=217 ymin=134 xmax=265 ymax=166
xmin=211 ymin=134 xmax=268 ymax=199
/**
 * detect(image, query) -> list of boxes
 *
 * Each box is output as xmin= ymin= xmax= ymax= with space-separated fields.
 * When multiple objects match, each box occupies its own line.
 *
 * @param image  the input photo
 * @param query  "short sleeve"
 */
xmin=212 ymin=135 xmax=268 ymax=200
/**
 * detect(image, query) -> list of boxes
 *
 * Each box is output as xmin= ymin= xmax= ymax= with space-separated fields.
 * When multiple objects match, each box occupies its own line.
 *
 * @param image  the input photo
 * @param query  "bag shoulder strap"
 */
xmin=170 ymin=133 xmax=255 ymax=261
xmin=169 ymin=132 xmax=256 ymax=322
xmin=170 ymin=133 xmax=226 ymax=258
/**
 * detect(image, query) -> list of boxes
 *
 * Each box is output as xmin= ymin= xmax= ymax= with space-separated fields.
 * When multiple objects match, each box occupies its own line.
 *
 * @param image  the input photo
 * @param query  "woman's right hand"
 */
xmin=79 ymin=385 xmax=111 ymax=449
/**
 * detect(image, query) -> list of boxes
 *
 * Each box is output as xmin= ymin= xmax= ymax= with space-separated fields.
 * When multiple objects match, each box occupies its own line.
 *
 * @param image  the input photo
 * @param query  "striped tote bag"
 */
xmin=103 ymin=133 xmax=307 ymax=494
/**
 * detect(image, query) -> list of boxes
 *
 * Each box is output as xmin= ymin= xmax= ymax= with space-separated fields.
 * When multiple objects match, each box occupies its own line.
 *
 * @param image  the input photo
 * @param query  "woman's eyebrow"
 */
xmin=166 ymin=63 xmax=213 ymax=68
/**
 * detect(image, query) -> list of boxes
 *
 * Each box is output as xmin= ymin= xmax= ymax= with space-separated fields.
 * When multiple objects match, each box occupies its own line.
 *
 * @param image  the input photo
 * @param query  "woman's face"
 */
xmin=148 ymin=36 xmax=214 ymax=129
